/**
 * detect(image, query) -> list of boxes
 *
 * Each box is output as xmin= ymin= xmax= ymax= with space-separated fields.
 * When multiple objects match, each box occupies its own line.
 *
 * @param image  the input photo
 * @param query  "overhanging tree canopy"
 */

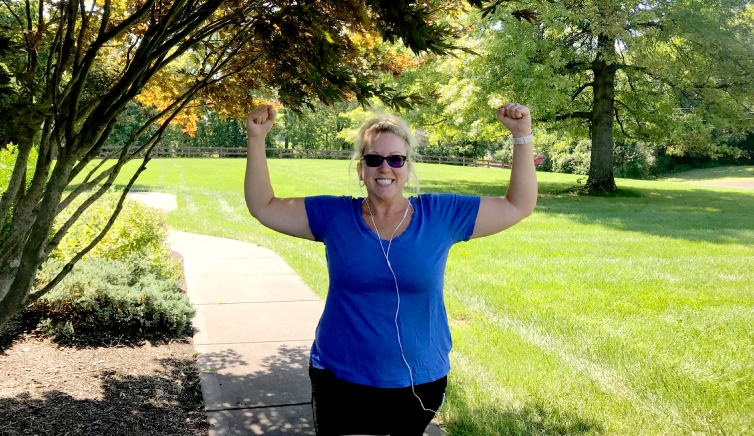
xmin=0 ymin=0 xmax=515 ymax=329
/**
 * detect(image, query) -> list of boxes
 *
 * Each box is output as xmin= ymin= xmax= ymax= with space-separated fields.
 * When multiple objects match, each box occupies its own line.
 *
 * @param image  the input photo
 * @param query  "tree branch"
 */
xmin=61 ymin=2 xmax=227 ymax=157
xmin=0 ymin=144 xmax=33 ymax=232
xmin=44 ymin=5 xmax=64 ymax=108
xmin=614 ymin=106 xmax=633 ymax=139
xmin=58 ymin=0 xmax=156 ymax=109
xmin=61 ymin=0 xmax=81 ymax=146
xmin=1 ymin=0 xmax=29 ymax=47
xmin=98 ymin=0 xmax=111 ymax=36
xmin=564 ymin=61 xmax=591 ymax=72
xmin=95 ymin=0 xmax=156 ymax=43
xmin=571 ymin=82 xmax=593 ymax=100
xmin=24 ymin=0 xmax=34 ymax=70
xmin=74 ymin=0 xmax=91 ymax=67
xmin=29 ymin=154 xmax=152 ymax=303
xmin=544 ymin=111 xmax=593 ymax=122
xmin=633 ymin=21 xmax=665 ymax=31
xmin=423 ymin=118 xmax=448 ymax=126
xmin=614 ymin=99 xmax=648 ymax=136
xmin=44 ymin=86 xmax=194 ymax=269
xmin=612 ymin=63 xmax=647 ymax=74
xmin=66 ymin=59 xmax=219 ymax=202
xmin=46 ymin=126 xmax=128 ymax=257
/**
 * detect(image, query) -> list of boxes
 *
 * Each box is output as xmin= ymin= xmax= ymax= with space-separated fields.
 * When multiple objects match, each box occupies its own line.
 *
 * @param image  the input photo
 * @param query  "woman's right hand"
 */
xmin=496 ymin=103 xmax=531 ymax=138
xmin=247 ymin=105 xmax=276 ymax=138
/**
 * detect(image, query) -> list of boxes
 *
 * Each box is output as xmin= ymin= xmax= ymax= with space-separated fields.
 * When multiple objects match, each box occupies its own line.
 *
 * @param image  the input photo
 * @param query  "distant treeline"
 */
xmin=107 ymin=102 xmax=753 ymax=180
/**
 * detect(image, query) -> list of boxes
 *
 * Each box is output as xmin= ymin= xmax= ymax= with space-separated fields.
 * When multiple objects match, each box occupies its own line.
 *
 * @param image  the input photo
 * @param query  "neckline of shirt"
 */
xmin=354 ymin=196 xmax=418 ymax=243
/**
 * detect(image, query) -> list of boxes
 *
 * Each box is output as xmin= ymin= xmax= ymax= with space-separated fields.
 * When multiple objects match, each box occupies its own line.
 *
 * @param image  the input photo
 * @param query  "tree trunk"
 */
xmin=586 ymin=35 xmax=617 ymax=192
xmin=0 ymin=140 xmax=73 ymax=327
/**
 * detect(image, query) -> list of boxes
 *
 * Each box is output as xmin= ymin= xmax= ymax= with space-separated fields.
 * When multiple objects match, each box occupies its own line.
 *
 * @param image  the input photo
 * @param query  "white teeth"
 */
xmin=376 ymin=179 xmax=393 ymax=185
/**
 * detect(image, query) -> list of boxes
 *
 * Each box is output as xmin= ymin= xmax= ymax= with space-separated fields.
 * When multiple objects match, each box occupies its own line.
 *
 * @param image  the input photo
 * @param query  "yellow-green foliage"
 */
xmin=1 ymin=144 xmax=38 ymax=241
xmin=31 ymin=189 xmax=191 ymax=340
xmin=0 ymin=143 xmax=37 ymax=192
xmin=51 ymin=190 xmax=180 ymax=281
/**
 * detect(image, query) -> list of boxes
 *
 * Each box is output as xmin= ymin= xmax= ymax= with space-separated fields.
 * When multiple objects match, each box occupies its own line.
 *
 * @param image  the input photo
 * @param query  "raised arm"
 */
xmin=470 ymin=103 xmax=538 ymax=239
xmin=244 ymin=105 xmax=315 ymax=240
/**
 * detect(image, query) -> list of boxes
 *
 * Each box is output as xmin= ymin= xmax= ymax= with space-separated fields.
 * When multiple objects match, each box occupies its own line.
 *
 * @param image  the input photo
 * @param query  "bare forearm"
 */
xmin=505 ymin=142 xmax=538 ymax=216
xmin=244 ymin=136 xmax=275 ymax=216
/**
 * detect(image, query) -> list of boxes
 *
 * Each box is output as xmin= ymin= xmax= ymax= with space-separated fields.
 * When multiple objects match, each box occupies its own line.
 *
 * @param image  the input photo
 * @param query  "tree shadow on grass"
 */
xmin=2 ymin=320 xmax=606 ymax=436
xmin=196 ymin=342 xmax=600 ymax=436
xmin=442 ymin=402 xmax=604 ymax=436
xmin=422 ymin=178 xmax=754 ymax=246
xmin=0 ymin=357 xmax=206 ymax=436
xmin=442 ymin=382 xmax=604 ymax=436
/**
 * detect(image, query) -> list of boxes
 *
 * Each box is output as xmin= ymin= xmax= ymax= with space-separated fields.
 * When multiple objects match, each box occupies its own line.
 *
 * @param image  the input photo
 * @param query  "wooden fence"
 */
xmin=97 ymin=146 xmax=511 ymax=168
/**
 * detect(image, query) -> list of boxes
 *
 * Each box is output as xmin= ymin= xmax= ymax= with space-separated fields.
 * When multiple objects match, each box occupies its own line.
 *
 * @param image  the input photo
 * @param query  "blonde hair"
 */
xmin=351 ymin=115 xmax=420 ymax=195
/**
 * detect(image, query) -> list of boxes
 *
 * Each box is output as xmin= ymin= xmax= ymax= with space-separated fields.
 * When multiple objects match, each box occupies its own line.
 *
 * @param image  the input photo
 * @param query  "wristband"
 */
xmin=512 ymin=133 xmax=534 ymax=145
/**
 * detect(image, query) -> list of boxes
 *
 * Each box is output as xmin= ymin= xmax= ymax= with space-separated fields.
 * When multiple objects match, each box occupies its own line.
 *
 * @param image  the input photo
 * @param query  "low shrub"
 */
xmin=613 ymin=141 xmax=656 ymax=179
xmin=52 ymin=191 xmax=181 ymax=281
xmin=31 ymin=190 xmax=191 ymax=341
xmin=30 ymin=255 xmax=195 ymax=341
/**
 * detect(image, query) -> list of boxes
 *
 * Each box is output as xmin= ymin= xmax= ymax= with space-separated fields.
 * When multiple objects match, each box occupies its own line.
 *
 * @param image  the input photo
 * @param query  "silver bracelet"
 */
xmin=512 ymin=133 xmax=534 ymax=145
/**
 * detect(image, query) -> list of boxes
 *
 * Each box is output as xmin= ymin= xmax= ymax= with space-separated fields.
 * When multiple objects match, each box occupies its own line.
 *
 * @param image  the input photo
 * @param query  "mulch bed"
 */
xmin=0 ymin=252 xmax=208 ymax=436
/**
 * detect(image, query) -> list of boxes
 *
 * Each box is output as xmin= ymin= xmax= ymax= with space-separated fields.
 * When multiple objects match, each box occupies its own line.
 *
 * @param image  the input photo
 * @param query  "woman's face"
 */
xmin=360 ymin=132 xmax=409 ymax=203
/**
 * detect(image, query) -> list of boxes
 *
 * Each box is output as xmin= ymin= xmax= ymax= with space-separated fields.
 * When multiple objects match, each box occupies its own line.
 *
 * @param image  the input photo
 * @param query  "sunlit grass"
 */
xmin=661 ymin=165 xmax=754 ymax=184
xmin=90 ymin=158 xmax=754 ymax=435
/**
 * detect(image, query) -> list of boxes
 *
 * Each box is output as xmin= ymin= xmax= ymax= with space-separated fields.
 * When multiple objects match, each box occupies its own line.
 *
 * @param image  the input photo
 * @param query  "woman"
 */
xmin=244 ymin=103 xmax=537 ymax=436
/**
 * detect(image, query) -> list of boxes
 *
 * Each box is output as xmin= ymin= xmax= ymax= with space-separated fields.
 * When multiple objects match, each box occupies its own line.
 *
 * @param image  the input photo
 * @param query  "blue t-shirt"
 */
xmin=304 ymin=193 xmax=480 ymax=388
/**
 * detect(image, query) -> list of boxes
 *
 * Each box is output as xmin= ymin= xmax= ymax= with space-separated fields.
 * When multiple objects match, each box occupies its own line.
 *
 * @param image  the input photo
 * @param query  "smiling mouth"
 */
xmin=376 ymin=179 xmax=393 ymax=186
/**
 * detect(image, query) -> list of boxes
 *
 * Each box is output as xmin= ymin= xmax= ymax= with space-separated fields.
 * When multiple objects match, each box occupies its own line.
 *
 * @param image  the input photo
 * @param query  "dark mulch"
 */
xmin=0 ymin=252 xmax=208 ymax=436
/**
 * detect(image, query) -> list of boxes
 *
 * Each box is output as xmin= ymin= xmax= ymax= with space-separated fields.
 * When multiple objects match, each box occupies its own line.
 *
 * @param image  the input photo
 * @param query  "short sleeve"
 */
xmin=427 ymin=193 xmax=481 ymax=242
xmin=305 ymin=196 xmax=348 ymax=242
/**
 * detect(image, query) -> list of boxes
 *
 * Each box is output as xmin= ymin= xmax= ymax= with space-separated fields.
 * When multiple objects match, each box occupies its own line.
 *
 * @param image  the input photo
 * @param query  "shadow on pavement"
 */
xmin=197 ymin=343 xmax=314 ymax=435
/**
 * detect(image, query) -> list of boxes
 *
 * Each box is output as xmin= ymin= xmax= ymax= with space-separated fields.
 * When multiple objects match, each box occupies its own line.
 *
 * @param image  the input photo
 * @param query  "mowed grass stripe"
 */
xmin=85 ymin=159 xmax=753 ymax=435
xmin=661 ymin=166 xmax=754 ymax=184
xmin=449 ymin=284 xmax=751 ymax=434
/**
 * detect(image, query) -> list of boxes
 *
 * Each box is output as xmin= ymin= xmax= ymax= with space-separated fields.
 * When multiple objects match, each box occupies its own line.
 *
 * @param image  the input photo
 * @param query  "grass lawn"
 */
xmin=97 ymin=159 xmax=753 ymax=435
xmin=661 ymin=165 xmax=754 ymax=184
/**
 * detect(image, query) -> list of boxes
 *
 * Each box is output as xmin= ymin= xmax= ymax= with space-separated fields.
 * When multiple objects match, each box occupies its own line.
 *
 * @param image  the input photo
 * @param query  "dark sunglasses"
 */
xmin=361 ymin=154 xmax=407 ymax=168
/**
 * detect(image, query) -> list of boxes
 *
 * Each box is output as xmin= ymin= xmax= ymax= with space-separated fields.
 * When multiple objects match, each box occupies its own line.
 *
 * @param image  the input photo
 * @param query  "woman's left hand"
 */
xmin=496 ymin=103 xmax=531 ymax=137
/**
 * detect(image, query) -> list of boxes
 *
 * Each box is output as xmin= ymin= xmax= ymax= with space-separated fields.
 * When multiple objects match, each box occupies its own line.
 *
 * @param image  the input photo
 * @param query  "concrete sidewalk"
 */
xmin=169 ymin=230 xmax=444 ymax=436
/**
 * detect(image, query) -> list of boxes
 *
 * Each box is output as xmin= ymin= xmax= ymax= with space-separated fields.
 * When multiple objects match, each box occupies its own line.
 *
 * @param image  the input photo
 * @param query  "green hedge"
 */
xmin=31 ymin=191 xmax=193 ymax=340
xmin=51 ymin=191 xmax=181 ymax=281
xmin=31 ymin=255 xmax=195 ymax=340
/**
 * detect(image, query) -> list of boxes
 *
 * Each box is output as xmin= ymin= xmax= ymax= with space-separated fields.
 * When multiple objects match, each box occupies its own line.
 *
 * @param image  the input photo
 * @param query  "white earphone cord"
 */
xmin=364 ymin=198 xmax=445 ymax=414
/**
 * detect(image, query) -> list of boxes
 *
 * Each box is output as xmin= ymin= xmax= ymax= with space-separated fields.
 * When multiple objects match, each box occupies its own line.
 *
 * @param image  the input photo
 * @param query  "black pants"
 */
xmin=309 ymin=365 xmax=447 ymax=436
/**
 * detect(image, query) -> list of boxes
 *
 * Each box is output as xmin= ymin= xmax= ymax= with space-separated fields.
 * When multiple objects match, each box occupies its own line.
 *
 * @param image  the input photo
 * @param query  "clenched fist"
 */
xmin=247 ymin=105 xmax=276 ymax=138
xmin=496 ymin=103 xmax=531 ymax=138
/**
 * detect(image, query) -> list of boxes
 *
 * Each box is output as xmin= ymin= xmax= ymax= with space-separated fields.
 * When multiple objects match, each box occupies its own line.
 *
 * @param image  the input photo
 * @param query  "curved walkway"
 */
xmin=170 ymin=230 xmax=322 ymax=435
xmin=131 ymin=193 xmax=442 ymax=435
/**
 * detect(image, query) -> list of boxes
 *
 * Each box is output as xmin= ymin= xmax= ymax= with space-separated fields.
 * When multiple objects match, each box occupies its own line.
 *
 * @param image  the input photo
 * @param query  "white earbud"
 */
xmin=364 ymin=198 xmax=442 ymax=414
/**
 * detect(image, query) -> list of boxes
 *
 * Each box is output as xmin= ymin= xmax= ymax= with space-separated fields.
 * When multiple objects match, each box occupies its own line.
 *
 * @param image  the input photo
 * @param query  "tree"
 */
xmin=401 ymin=0 xmax=754 ymax=190
xmin=275 ymin=102 xmax=357 ymax=150
xmin=0 ymin=0 xmax=494 ymax=329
